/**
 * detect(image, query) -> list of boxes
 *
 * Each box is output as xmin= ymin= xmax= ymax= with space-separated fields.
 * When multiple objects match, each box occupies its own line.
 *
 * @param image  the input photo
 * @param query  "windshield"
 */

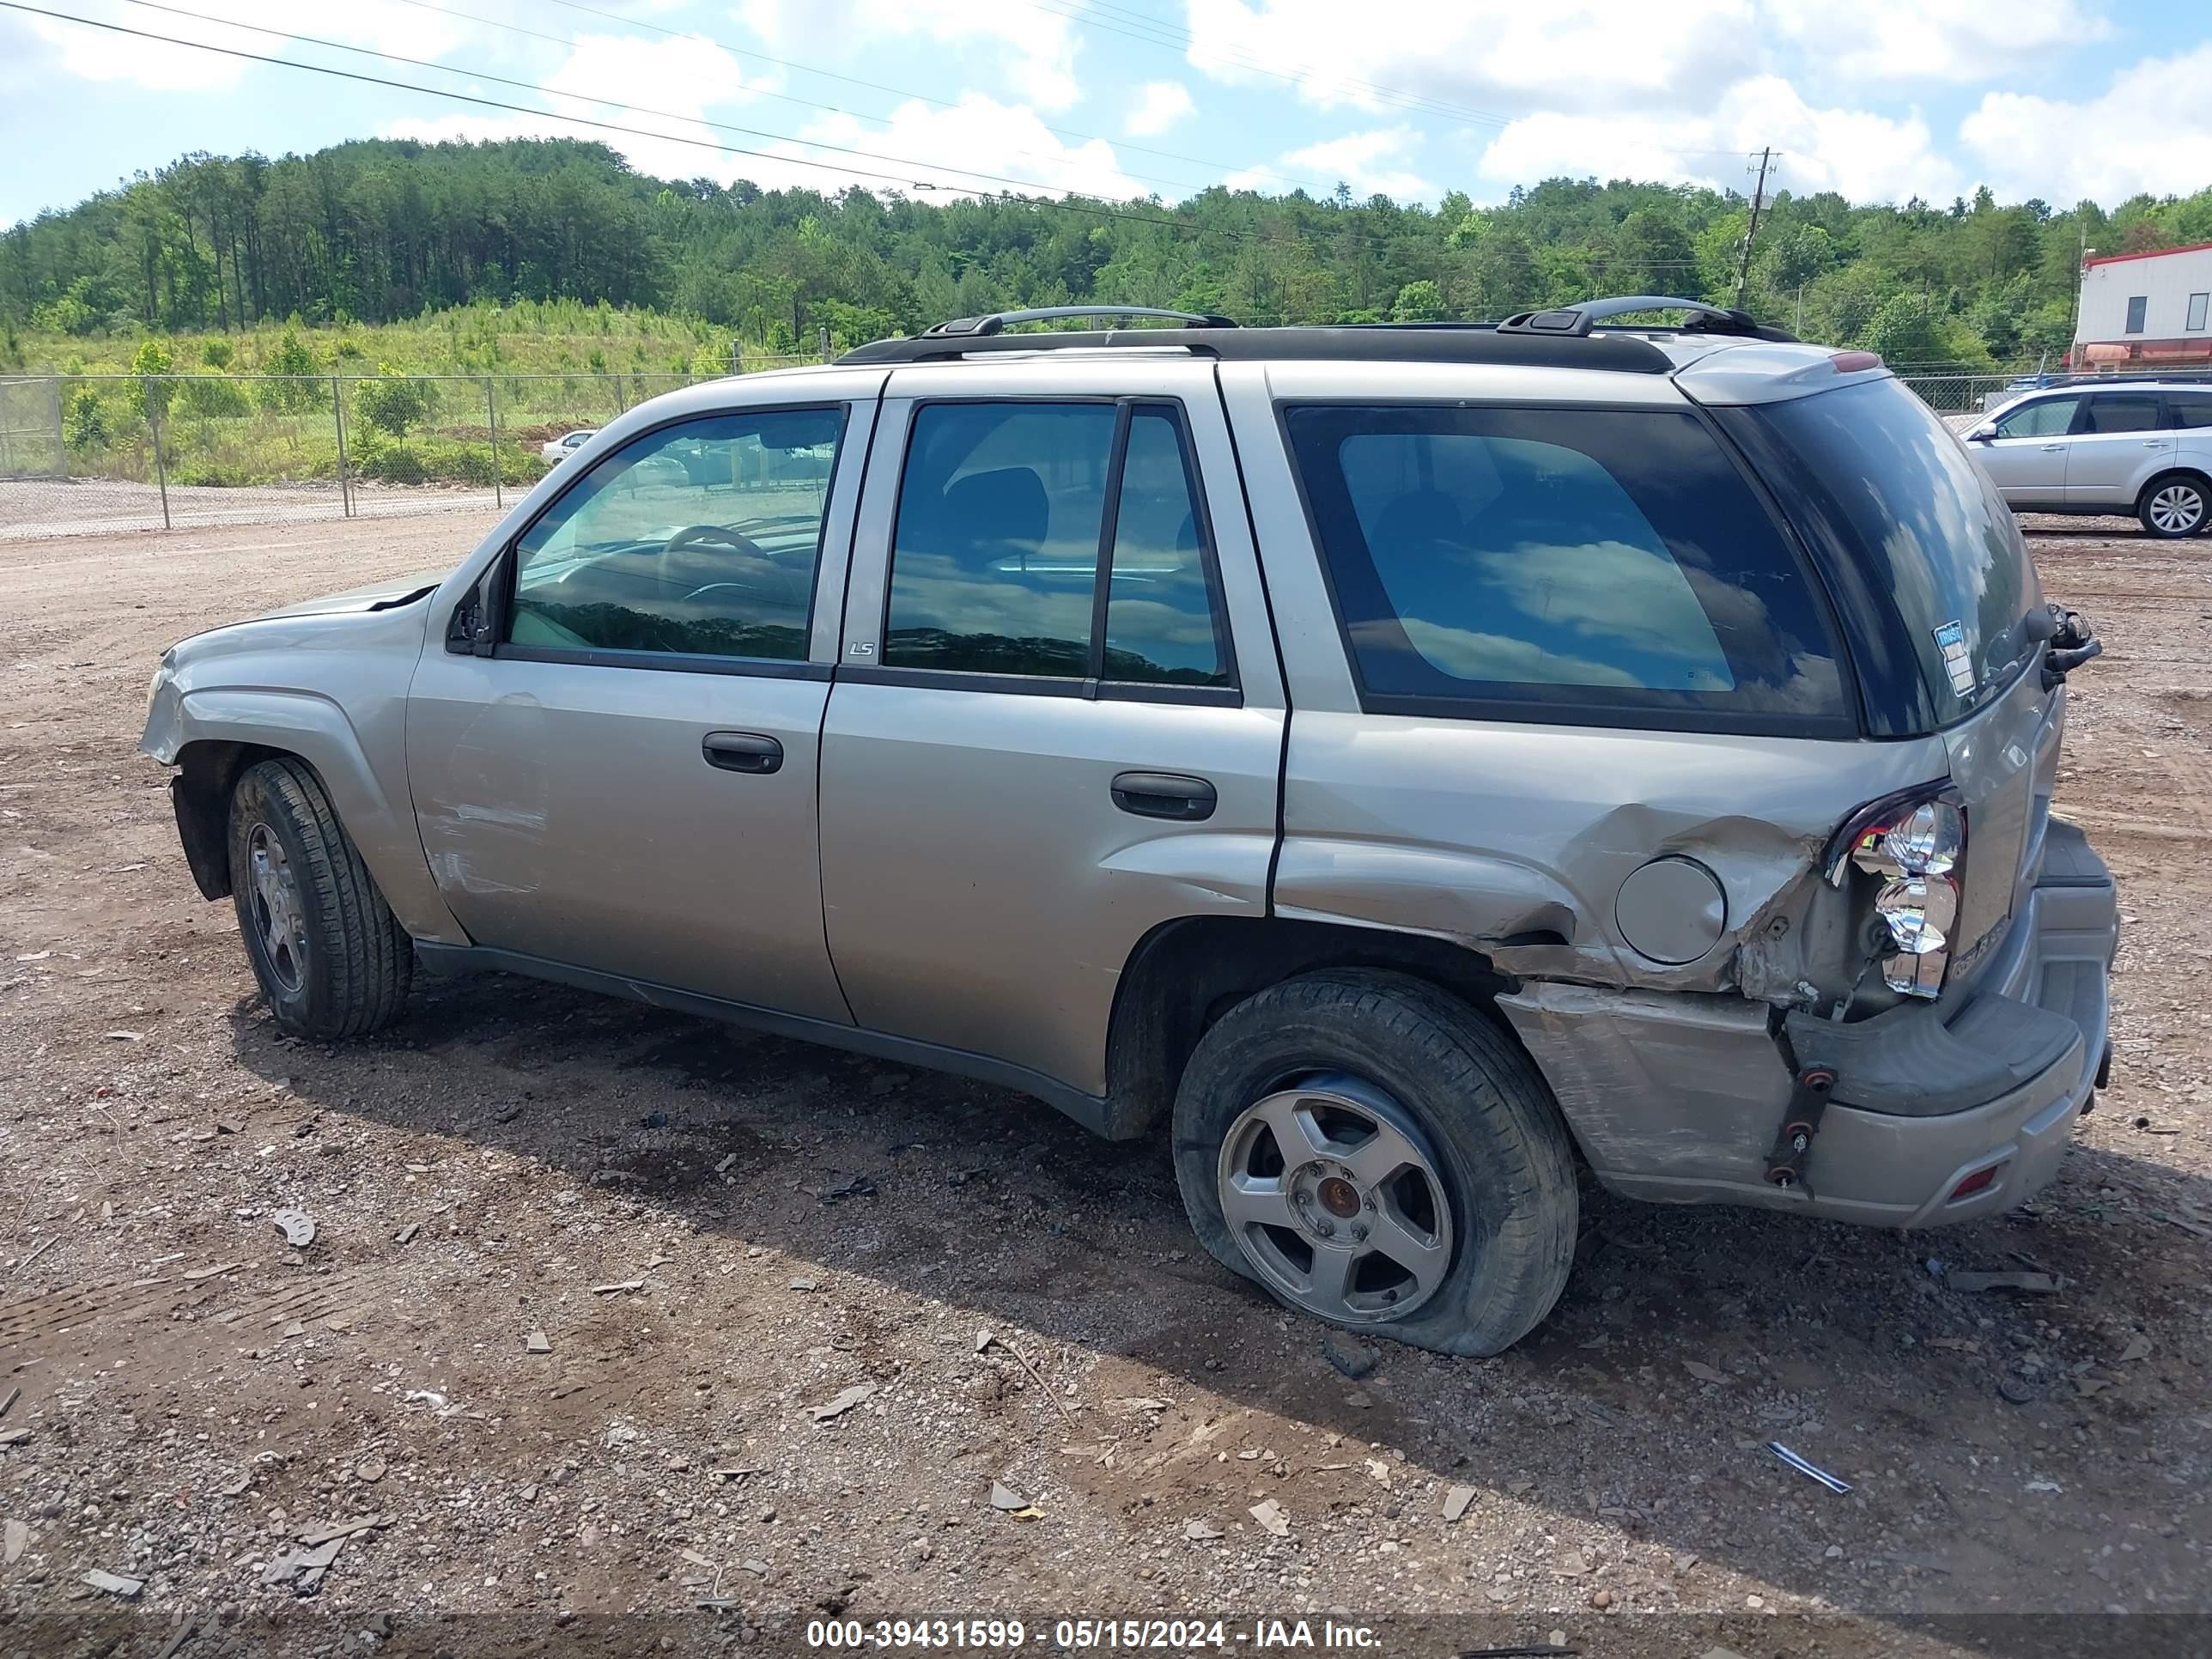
xmin=1718 ymin=378 xmax=2040 ymax=734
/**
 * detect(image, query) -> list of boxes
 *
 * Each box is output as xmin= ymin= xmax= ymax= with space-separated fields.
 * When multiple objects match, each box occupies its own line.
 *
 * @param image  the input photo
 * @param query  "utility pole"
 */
xmin=1734 ymin=146 xmax=1773 ymax=311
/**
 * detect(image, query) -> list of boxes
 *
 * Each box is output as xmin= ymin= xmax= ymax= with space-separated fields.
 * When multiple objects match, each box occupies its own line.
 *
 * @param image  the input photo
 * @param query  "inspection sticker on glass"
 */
xmin=1932 ymin=619 xmax=1976 ymax=697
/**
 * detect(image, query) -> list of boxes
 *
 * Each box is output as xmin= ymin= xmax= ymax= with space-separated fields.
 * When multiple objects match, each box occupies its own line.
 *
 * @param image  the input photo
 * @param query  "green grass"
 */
xmin=15 ymin=297 xmax=805 ymax=379
xmin=24 ymin=301 xmax=820 ymax=489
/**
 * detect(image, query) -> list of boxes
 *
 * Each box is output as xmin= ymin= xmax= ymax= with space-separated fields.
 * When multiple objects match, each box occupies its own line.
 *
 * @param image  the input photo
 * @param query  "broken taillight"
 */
xmin=1844 ymin=795 xmax=1966 ymax=1000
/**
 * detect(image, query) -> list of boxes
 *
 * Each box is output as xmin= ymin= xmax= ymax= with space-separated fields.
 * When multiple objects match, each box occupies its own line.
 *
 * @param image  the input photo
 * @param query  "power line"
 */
xmin=1 ymin=0 xmax=1438 ymax=295
xmin=111 ymin=0 xmax=1206 ymax=202
xmin=5 ymin=0 xmax=1754 ymax=325
xmin=0 ymin=2 xmax=1206 ymax=219
xmin=490 ymin=0 xmax=1327 ymax=196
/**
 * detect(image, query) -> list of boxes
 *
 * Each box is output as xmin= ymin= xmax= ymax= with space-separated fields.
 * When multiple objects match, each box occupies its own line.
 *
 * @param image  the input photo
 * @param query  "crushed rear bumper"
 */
xmin=1498 ymin=819 xmax=2117 ymax=1228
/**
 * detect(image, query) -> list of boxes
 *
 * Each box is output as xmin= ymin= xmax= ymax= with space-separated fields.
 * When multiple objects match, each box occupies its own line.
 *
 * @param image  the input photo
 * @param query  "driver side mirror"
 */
xmin=1966 ymin=424 xmax=1996 ymax=442
xmin=445 ymin=566 xmax=505 ymax=658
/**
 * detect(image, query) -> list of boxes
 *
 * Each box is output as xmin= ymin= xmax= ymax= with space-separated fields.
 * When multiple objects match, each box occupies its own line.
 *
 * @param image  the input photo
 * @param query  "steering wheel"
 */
xmin=663 ymin=523 xmax=770 ymax=560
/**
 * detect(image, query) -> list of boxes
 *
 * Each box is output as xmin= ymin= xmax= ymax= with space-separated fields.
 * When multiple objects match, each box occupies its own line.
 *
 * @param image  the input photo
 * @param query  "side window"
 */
xmin=2124 ymin=295 xmax=2148 ymax=334
xmin=2189 ymin=292 xmax=2209 ymax=332
xmin=1103 ymin=410 xmax=1228 ymax=686
xmin=2169 ymin=394 xmax=2212 ymax=429
xmin=508 ymin=407 xmax=843 ymax=662
xmin=1283 ymin=404 xmax=1849 ymax=731
xmin=1993 ymin=397 xmax=2079 ymax=438
xmin=883 ymin=401 xmax=1232 ymax=690
xmin=2081 ymin=394 xmax=2161 ymax=434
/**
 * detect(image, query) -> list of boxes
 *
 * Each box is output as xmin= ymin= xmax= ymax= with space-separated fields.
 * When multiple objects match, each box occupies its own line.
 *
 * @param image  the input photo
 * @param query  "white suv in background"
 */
xmin=1966 ymin=381 xmax=2212 ymax=538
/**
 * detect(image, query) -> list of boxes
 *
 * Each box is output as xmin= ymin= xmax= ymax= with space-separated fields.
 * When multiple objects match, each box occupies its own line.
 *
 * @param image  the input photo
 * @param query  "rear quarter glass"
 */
xmin=1715 ymin=378 xmax=2041 ymax=737
xmin=1280 ymin=403 xmax=1853 ymax=736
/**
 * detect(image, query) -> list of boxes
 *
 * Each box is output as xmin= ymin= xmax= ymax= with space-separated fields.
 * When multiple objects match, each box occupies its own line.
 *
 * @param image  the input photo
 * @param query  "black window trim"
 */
xmin=2069 ymin=390 xmax=2166 ymax=436
xmin=1273 ymin=395 xmax=1863 ymax=741
xmin=459 ymin=399 xmax=853 ymax=679
xmin=1991 ymin=392 xmax=2079 ymax=439
xmin=865 ymin=392 xmax=1243 ymax=704
xmin=2124 ymin=295 xmax=2148 ymax=335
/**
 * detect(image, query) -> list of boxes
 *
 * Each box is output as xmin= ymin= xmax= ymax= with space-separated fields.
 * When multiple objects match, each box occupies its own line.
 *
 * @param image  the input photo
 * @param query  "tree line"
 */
xmin=7 ymin=135 xmax=2212 ymax=368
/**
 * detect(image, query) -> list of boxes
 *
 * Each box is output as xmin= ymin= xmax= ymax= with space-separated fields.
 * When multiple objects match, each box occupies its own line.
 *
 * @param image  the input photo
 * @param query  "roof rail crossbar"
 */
xmin=921 ymin=305 xmax=1239 ymax=338
xmin=1498 ymin=295 xmax=1790 ymax=341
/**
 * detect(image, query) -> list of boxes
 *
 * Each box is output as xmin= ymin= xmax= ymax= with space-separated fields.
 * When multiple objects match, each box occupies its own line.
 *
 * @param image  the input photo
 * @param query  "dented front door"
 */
xmin=402 ymin=389 xmax=882 ymax=1024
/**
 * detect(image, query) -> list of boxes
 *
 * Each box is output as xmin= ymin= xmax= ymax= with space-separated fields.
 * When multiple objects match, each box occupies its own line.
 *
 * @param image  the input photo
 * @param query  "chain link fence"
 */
xmin=15 ymin=356 xmax=2197 ymax=539
xmin=0 ymin=361 xmax=817 ymax=542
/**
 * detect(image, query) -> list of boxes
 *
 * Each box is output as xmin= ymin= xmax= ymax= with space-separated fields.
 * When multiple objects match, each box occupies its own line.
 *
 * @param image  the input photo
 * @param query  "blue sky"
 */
xmin=3 ymin=0 xmax=2209 ymax=229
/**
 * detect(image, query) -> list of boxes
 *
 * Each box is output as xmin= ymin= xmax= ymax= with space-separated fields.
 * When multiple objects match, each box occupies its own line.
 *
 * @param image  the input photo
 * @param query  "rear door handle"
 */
xmin=1111 ymin=770 xmax=1216 ymax=821
xmin=702 ymin=731 xmax=783 ymax=775
xmin=2039 ymin=443 xmax=2064 ymax=451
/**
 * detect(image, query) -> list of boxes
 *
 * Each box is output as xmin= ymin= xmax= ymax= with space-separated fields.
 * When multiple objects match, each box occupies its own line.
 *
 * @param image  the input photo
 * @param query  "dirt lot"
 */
xmin=0 ymin=512 xmax=2207 ymax=1658
xmin=0 ymin=479 xmax=501 ymax=544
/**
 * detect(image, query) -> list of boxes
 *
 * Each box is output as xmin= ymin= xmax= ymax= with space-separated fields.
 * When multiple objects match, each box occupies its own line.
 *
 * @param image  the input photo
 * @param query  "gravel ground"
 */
xmin=0 ymin=511 xmax=2208 ymax=1659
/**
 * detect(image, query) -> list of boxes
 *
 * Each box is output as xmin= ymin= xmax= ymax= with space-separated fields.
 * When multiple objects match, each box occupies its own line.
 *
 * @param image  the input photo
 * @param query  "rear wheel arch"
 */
xmin=2136 ymin=468 xmax=2211 ymax=538
xmin=1170 ymin=965 xmax=1580 ymax=1355
xmin=1103 ymin=915 xmax=1524 ymax=1137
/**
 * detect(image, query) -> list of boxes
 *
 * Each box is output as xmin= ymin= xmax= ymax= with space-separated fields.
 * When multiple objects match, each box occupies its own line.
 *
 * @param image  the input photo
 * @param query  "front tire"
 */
xmin=1170 ymin=970 xmax=1577 ymax=1358
xmin=2138 ymin=473 xmax=2209 ymax=539
xmin=228 ymin=757 xmax=412 ymax=1038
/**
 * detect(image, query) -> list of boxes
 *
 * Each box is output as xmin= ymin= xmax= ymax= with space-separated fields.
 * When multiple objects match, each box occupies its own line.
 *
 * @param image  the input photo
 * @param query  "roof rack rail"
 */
xmin=837 ymin=324 xmax=1681 ymax=372
xmin=1498 ymin=295 xmax=1795 ymax=342
xmin=921 ymin=305 xmax=1239 ymax=338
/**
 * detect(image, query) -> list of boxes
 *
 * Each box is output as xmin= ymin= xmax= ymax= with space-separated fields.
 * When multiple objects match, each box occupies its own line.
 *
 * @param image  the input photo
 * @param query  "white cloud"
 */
xmin=10 ymin=0 xmax=474 ymax=93
xmin=1475 ymin=76 xmax=1962 ymax=206
xmin=1229 ymin=125 xmax=1434 ymax=202
xmin=733 ymin=0 xmax=1086 ymax=112
xmin=1182 ymin=0 xmax=1756 ymax=117
xmin=770 ymin=94 xmax=1147 ymax=199
xmin=1125 ymin=81 xmax=1194 ymax=138
xmin=1960 ymin=44 xmax=2212 ymax=204
xmin=1765 ymin=0 xmax=2106 ymax=83
xmin=386 ymin=32 xmax=763 ymax=186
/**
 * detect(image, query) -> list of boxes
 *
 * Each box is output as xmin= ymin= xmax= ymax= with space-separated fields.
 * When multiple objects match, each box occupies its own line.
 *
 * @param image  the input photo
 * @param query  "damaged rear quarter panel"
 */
xmin=1275 ymin=709 xmax=1951 ymax=994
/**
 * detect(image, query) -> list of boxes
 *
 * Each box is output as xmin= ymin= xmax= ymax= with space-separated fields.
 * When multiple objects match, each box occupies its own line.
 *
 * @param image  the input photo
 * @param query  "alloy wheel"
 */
xmin=246 ymin=822 xmax=308 ymax=994
xmin=1215 ymin=1073 xmax=1455 ymax=1324
xmin=2148 ymin=482 xmax=2206 ymax=536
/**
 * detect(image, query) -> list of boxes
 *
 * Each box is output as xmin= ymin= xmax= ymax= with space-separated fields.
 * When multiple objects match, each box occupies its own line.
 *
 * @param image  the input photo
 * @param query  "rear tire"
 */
xmin=2137 ymin=473 xmax=2209 ymax=539
xmin=228 ymin=757 xmax=412 ymax=1038
xmin=1170 ymin=970 xmax=1577 ymax=1358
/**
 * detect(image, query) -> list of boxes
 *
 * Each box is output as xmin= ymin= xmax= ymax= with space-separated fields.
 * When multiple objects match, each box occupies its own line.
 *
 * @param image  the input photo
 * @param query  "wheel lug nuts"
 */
xmin=1350 ymin=1224 xmax=1367 ymax=1243
xmin=1315 ymin=1221 xmax=1334 ymax=1237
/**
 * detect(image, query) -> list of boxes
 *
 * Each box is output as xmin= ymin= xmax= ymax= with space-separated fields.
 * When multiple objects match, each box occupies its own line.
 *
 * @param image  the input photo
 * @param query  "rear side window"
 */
xmin=1283 ymin=404 xmax=1850 ymax=733
xmin=884 ymin=401 xmax=1231 ymax=690
xmin=1721 ymin=377 xmax=2039 ymax=735
xmin=2082 ymin=394 xmax=2161 ymax=433
xmin=2171 ymin=394 xmax=2212 ymax=428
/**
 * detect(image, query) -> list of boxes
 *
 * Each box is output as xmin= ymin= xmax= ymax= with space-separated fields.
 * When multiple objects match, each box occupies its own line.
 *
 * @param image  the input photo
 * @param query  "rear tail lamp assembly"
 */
xmin=1830 ymin=793 xmax=1966 ymax=1000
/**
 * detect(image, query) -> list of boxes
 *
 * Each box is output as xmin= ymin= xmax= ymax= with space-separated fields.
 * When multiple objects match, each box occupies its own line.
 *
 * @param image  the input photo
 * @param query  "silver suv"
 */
xmin=141 ymin=299 xmax=2117 ymax=1358
xmin=1966 ymin=380 xmax=2212 ymax=537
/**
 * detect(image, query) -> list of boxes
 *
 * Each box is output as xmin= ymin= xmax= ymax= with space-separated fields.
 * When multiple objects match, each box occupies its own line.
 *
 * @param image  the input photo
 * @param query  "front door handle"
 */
xmin=2039 ymin=443 xmax=2064 ymax=451
xmin=1111 ymin=770 xmax=1216 ymax=821
xmin=702 ymin=732 xmax=783 ymax=775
